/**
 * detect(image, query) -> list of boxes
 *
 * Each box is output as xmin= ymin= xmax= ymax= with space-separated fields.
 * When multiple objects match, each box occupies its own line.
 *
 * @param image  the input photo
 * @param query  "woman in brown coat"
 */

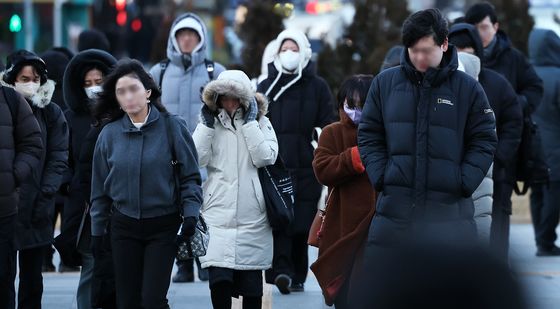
xmin=311 ymin=75 xmax=376 ymax=308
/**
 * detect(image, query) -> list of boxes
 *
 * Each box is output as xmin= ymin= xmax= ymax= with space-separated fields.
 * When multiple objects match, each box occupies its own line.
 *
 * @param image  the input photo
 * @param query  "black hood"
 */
xmin=448 ymin=23 xmax=484 ymax=60
xmin=380 ymin=45 xmax=405 ymax=71
xmin=529 ymin=28 xmax=560 ymax=67
xmin=63 ymin=49 xmax=117 ymax=114
xmin=401 ymin=45 xmax=459 ymax=87
xmin=40 ymin=49 xmax=71 ymax=85
xmin=78 ymin=29 xmax=110 ymax=52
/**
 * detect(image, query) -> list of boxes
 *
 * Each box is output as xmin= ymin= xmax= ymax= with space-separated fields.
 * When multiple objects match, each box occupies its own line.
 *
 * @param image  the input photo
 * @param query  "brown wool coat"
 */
xmin=310 ymin=110 xmax=376 ymax=305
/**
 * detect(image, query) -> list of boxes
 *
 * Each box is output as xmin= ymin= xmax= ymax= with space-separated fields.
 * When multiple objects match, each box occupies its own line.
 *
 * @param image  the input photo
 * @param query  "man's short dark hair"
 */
xmin=465 ymin=2 xmax=498 ymax=24
xmin=402 ymin=8 xmax=448 ymax=48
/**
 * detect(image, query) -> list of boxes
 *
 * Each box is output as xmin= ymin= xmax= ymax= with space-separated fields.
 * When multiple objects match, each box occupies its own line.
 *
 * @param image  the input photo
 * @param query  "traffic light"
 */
xmin=115 ymin=0 xmax=126 ymax=11
xmin=131 ymin=18 xmax=142 ymax=32
xmin=9 ymin=14 xmax=22 ymax=33
xmin=116 ymin=11 xmax=127 ymax=26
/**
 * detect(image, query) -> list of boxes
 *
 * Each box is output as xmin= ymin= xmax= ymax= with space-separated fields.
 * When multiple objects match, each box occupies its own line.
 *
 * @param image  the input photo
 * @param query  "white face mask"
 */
xmin=14 ymin=82 xmax=40 ymax=99
xmin=279 ymin=50 xmax=301 ymax=71
xmin=84 ymin=85 xmax=103 ymax=99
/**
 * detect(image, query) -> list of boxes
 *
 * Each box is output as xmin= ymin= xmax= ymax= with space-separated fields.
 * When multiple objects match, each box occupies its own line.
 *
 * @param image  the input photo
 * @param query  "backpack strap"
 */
xmin=2 ymin=86 xmax=19 ymax=126
xmin=204 ymin=59 xmax=215 ymax=80
xmin=158 ymin=59 xmax=171 ymax=90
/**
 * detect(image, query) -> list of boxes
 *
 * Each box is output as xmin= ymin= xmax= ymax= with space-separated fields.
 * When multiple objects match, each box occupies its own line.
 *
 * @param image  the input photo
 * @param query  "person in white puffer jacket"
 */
xmin=458 ymin=52 xmax=494 ymax=245
xmin=193 ymin=70 xmax=278 ymax=309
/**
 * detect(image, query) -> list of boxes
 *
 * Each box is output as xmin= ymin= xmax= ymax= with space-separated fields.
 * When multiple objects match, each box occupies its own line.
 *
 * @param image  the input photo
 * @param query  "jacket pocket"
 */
xmin=252 ymin=178 xmax=266 ymax=213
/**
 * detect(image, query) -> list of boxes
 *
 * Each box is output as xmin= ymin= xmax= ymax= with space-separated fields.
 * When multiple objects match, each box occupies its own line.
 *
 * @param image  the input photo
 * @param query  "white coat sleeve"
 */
xmin=192 ymin=123 xmax=215 ymax=168
xmin=241 ymin=116 xmax=278 ymax=168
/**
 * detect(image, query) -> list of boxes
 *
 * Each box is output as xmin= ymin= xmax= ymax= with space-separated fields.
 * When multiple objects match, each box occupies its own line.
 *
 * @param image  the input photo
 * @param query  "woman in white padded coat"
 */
xmin=192 ymin=70 xmax=278 ymax=309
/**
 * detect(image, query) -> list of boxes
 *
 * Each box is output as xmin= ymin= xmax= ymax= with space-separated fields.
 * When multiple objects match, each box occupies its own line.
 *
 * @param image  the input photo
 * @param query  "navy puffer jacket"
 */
xmin=358 ymin=46 xmax=497 ymax=244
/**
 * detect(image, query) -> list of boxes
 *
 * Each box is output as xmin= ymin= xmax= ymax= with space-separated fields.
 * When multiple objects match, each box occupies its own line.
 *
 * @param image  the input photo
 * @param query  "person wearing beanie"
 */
xmin=77 ymin=29 xmax=111 ymax=52
xmin=149 ymin=12 xmax=226 ymax=283
xmin=192 ymin=70 xmax=278 ymax=309
xmin=449 ymin=22 xmax=523 ymax=260
xmin=1 ymin=49 xmax=69 ymax=308
xmin=257 ymin=28 xmax=335 ymax=294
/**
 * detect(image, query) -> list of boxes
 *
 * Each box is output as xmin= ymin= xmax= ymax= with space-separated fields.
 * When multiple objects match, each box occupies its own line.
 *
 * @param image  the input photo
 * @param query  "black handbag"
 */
xmin=163 ymin=113 xmax=209 ymax=258
xmin=514 ymin=113 xmax=550 ymax=195
xmin=258 ymin=155 xmax=295 ymax=230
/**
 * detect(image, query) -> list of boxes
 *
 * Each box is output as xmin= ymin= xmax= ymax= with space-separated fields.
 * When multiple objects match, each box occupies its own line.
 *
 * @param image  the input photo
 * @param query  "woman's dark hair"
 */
xmin=402 ymin=8 xmax=448 ymax=48
xmin=465 ymin=2 xmax=498 ymax=25
xmin=80 ymin=63 xmax=109 ymax=86
xmin=93 ymin=58 xmax=165 ymax=126
xmin=337 ymin=74 xmax=374 ymax=109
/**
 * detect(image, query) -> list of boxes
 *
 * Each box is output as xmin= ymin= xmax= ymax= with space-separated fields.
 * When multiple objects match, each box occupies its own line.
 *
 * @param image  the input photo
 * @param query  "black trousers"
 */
xmin=0 ymin=215 xmax=16 ymax=309
xmin=110 ymin=210 xmax=181 ymax=309
xmin=530 ymin=182 xmax=560 ymax=249
xmin=17 ymin=247 xmax=45 ymax=309
xmin=490 ymin=181 xmax=514 ymax=262
xmin=266 ymin=230 xmax=309 ymax=284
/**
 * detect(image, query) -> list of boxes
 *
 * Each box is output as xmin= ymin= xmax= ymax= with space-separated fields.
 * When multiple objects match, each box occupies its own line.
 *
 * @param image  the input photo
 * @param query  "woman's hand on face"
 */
xmin=201 ymin=105 xmax=215 ymax=128
xmin=244 ymin=97 xmax=258 ymax=124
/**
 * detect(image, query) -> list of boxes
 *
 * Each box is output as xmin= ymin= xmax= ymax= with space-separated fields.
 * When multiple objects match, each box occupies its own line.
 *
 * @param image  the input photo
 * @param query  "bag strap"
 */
xmin=204 ymin=59 xmax=215 ymax=80
xmin=324 ymin=188 xmax=335 ymax=211
xmin=158 ymin=58 xmax=171 ymax=90
xmin=163 ymin=113 xmax=182 ymax=213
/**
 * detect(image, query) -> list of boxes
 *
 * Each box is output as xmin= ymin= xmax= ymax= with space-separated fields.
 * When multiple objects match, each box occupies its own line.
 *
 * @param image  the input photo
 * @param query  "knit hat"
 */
xmin=3 ymin=49 xmax=48 ymax=85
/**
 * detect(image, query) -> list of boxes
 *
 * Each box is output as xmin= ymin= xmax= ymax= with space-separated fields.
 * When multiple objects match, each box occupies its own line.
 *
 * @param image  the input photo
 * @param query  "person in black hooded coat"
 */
xmin=59 ymin=49 xmax=117 ymax=309
xmin=39 ymin=47 xmax=74 ymax=273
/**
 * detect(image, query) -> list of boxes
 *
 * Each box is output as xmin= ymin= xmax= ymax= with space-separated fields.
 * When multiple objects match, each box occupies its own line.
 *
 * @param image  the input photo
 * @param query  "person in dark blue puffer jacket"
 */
xmin=352 ymin=10 xmax=497 ymax=307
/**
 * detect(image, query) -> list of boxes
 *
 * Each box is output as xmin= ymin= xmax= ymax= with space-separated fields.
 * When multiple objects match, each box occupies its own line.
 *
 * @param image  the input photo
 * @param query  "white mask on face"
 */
xmin=14 ymin=82 xmax=40 ymax=99
xmin=279 ymin=50 xmax=301 ymax=71
xmin=84 ymin=85 xmax=103 ymax=99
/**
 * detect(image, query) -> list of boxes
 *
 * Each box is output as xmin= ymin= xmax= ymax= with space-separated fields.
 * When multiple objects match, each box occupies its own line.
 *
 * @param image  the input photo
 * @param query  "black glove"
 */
xmin=178 ymin=216 xmax=197 ymax=243
xmin=90 ymin=235 xmax=104 ymax=258
xmin=201 ymin=105 xmax=215 ymax=128
xmin=31 ymin=193 xmax=54 ymax=226
xmin=244 ymin=97 xmax=258 ymax=124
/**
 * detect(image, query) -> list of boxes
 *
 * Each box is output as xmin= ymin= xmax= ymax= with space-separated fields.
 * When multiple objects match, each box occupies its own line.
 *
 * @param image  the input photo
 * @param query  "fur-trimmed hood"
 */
xmin=0 ymin=71 xmax=55 ymax=108
xmin=202 ymin=70 xmax=268 ymax=118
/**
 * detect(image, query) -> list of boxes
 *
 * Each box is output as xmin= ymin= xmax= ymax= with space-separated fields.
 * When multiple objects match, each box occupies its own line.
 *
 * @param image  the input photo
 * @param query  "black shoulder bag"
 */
xmin=163 ymin=113 xmax=209 ymax=259
xmin=258 ymin=155 xmax=295 ymax=231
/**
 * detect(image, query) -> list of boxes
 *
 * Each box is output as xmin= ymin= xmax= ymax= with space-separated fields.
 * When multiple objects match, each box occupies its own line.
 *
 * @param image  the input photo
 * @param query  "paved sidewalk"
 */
xmin=34 ymin=224 xmax=560 ymax=308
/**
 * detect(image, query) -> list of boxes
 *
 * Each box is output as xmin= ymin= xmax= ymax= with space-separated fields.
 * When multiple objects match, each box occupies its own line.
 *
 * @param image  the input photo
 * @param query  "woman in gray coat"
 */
xmin=90 ymin=59 xmax=203 ymax=308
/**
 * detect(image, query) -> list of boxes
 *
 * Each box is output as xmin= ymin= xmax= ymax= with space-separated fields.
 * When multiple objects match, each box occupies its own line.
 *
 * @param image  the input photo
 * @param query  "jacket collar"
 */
xmin=339 ymin=108 xmax=357 ymax=128
xmin=401 ymin=45 xmax=459 ymax=88
xmin=217 ymin=108 xmax=243 ymax=131
xmin=483 ymin=30 xmax=511 ymax=67
xmin=121 ymin=105 xmax=160 ymax=132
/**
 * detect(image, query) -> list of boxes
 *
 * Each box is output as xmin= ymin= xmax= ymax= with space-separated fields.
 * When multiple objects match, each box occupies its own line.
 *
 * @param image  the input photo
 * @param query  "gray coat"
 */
xmin=90 ymin=107 xmax=203 ymax=236
xmin=149 ymin=13 xmax=226 ymax=133
xmin=529 ymin=29 xmax=560 ymax=181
